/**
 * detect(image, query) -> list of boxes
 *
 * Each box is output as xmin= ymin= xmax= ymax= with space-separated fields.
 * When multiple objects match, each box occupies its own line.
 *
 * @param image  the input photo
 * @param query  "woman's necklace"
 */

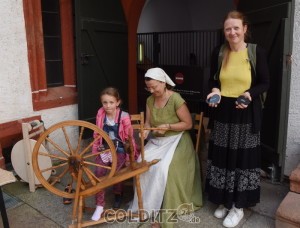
xmin=155 ymin=90 xmax=170 ymax=108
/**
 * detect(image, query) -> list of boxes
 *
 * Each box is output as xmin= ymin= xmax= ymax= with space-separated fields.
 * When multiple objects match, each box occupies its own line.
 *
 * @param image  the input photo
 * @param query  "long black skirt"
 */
xmin=206 ymin=96 xmax=261 ymax=209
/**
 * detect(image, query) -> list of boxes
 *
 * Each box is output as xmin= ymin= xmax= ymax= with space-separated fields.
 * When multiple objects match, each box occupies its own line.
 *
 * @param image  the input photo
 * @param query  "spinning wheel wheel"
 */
xmin=32 ymin=116 xmax=159 ymax=227
xmin=32 ymin=120 xmax=117 ymax=199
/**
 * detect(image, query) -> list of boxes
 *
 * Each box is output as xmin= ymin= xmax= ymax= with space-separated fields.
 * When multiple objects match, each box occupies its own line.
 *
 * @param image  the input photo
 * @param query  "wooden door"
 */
xmin=238 ymin=0 xmax=294 ymax=180
xmin=75 ymin=0 xmax=128 ymax=124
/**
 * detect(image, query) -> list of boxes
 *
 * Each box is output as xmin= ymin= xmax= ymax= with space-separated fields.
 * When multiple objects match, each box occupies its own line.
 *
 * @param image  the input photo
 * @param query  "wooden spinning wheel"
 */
xmin=32 ymin=120 xmax=117 ymax=199
xmin=32 ymin=117 xmax=159 ymax=227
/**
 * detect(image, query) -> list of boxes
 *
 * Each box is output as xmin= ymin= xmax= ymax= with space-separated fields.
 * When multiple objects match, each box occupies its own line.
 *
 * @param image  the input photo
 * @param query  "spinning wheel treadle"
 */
xmin=32 ymin=120 xmax=117 ymax=199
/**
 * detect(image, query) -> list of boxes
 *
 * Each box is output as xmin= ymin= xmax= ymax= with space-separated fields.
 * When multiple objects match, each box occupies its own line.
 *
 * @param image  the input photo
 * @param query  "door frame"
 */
xmin=277 ymin=1 xmax=294 ymax=180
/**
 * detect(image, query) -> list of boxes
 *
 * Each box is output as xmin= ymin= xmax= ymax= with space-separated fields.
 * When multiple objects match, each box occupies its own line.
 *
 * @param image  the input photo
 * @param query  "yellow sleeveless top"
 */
xmin=219 ymin=48 xmax=251 ymax=98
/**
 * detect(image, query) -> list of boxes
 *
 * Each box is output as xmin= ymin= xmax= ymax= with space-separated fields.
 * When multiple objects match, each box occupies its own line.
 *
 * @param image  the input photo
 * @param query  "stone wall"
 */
xmin=286 ymin=1 xmax=300 ymax=175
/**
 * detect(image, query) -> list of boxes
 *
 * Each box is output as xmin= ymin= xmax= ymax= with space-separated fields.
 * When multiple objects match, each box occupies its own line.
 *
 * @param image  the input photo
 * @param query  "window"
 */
xmin=42 ymin=0 xmax=64 ymax=87
xmin=23 ymin=0 xmax=77 ymax=111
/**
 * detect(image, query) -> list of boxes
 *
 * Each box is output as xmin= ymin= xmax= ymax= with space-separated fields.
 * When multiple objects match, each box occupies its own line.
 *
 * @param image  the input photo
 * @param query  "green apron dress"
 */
xmin=147 ymin=92 xmax=203 ymax=228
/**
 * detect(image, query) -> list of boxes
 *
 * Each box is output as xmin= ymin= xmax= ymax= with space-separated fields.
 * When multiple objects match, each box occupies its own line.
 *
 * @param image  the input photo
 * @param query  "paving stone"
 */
xmin=0 ymin=176 xmax=291 ymax=228
xmin=276 ymin=191 xmax=300 ymax=228
xmin=251 ymin=178 xmax=289 ymax=218
xmin=290 ymin=166 xmax=300 ymax=193
xmin=242 ymin=213 xmax=275 ymax=228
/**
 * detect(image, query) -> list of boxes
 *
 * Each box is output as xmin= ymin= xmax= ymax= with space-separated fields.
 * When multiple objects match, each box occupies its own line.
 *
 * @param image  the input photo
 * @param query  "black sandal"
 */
xmin=63 ymin=184 xmax=74 ymax=205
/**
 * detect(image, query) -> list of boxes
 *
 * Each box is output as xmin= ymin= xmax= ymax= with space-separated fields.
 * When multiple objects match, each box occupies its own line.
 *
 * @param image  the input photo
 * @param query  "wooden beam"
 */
xmin=0 ymin=115 xmax=42 ymax=148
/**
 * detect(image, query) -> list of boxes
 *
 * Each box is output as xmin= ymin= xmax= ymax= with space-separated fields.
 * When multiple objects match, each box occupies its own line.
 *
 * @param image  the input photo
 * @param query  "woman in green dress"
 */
xmin=129 ymin=67 xmax=202 ymax=228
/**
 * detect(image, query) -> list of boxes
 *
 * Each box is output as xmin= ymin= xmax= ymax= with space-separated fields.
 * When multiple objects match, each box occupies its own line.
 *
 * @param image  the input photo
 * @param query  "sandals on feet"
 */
xmin=63 ymin=184 xmax=74 ymax=205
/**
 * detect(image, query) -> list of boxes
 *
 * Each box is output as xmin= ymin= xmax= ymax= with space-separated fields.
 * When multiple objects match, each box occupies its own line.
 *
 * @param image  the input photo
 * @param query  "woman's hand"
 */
xmin=206 ymin=88 xmax=221 ymax=108
xmin=236 ymin=92 xmax=252 ymax=109
xmin=139 ymin=124 xmax=168 ymax=139
xmin=139 ymin=129 xmax=150 ymax=139
xmin=153 ymin=124 xmax=169 ymax=135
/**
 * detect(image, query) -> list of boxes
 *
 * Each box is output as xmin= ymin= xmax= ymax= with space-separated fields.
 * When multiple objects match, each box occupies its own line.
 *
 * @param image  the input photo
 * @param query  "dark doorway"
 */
xmin=238 ymin=0 xmax=294 ymax=181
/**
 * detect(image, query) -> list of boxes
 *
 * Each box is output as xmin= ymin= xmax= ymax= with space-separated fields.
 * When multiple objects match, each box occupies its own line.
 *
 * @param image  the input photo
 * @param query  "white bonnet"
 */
xmin=145 ymin=67 xmax=175 ymax=87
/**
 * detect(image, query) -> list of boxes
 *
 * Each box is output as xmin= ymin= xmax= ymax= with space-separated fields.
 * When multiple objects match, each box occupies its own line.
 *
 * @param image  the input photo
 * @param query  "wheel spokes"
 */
xmin=83 ymin=161 xmax=112 ymax=170
xmin=79 ymin=134 xmax=102 ymax=156
xmin=61 ymin=126 xmax=74 ymax=156
xmin=49 ymin=166 xmax=70 ymax=186
xmin=32 ymin=120 xmax=117 ymax=199
xmin=40 ymin=161 xmax=68 ymax=173
xmin=81 ymin=166 xmax=97 ymax=186
xmin=74 ymin=126 xmax=85 ymax=155
xmin=83 ymin=148 xmax=111 ymax=159
xmin=38 ymin=151 xmax=68 ymax=161
xmin=45 ymin=137 xmax=70 ymax=157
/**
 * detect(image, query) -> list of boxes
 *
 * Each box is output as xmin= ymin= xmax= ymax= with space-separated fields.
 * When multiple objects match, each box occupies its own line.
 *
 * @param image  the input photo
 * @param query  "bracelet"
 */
xmin=168 ymin=123 xmax=171 ymax=129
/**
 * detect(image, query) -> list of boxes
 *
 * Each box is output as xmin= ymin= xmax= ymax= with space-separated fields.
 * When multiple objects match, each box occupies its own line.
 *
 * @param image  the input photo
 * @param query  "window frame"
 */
xmin=23 ymin=0 xmax=77 ymax=111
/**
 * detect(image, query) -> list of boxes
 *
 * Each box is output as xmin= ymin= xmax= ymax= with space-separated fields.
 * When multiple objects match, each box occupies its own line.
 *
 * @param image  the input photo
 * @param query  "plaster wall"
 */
xmin=0 ymin=0 xmax=33 ymax=123
xmin=38 ymin=105 xmax=79 ymax=148
xmin=0 ymin=0 xmax=77 ymax=142
xmin=286 ymin=0 xmax=300 ymax=175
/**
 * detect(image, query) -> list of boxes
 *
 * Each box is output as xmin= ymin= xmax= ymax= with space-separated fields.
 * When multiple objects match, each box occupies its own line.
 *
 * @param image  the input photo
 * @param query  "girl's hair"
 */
xmin=222 ymin=10 xmax=250 ymax=67
xmin=100 ymin=87 xmax=122 ymax=103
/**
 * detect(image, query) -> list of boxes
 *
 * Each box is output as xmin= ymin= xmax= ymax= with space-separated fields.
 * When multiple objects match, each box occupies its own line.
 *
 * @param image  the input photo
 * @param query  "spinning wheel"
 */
xmin=32 ymin=117 xmax=159 ymax=227
xmin=32 ymin=120 xmax=117 ymax=200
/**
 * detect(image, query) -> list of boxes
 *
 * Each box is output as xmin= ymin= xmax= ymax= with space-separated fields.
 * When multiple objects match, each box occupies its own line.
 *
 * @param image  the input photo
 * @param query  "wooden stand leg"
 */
xmin=135 ymin=174 xmax=144 ymax=221
xmin=72 ymin=169 xmax=83 ymax=226
xmin=22 ymin=123 xmax=36 ymax=192
xmin=78 ymin=196 xmax=83 ymax=228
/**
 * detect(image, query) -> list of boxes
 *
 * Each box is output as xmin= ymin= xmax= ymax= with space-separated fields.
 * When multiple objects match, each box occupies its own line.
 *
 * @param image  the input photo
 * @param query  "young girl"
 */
xmin=91 ymin=87 xmax=138 ymax=221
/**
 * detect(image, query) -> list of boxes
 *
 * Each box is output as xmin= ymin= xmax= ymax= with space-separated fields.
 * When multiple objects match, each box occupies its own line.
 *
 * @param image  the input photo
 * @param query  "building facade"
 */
xmin=0 ymin=0 xmax=299 ymax=177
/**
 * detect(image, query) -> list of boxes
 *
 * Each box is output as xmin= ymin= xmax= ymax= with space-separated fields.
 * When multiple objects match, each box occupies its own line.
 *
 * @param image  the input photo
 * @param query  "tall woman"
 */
xmin=206 ymin=10 xmax=269 ymax=228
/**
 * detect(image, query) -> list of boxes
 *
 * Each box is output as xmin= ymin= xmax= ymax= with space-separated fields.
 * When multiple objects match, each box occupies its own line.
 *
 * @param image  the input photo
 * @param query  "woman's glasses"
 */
xmin=144 ymin=83 xmax=161 ymax=92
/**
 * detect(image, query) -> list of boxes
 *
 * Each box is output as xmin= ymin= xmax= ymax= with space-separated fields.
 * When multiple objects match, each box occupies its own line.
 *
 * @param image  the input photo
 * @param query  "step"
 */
xmin=290 ymin=164 xmax=300 ymax=193
xmin=275 ymin=191 xmax=300 ymax=228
